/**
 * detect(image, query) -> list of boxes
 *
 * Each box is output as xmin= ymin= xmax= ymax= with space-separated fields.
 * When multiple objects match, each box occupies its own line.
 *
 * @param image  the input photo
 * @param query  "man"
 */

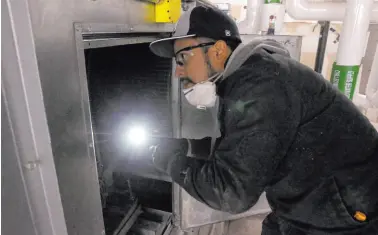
xmin=149 ymin=5 xmax=378 ymax=235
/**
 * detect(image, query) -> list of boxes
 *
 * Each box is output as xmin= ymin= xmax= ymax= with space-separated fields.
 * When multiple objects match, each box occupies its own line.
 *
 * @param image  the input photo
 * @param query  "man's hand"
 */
xmin=151 ymin=138 xmax=189 ymax=174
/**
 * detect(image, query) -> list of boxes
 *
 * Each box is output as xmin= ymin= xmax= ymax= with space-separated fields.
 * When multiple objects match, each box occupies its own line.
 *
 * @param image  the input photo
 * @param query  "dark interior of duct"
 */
xmin=85 ymin=43 xmax=174 ymax=235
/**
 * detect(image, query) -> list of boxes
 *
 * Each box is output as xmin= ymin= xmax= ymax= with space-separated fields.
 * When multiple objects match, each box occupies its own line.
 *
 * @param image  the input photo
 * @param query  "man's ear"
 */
xmin=213 ymin=40 xmax=229 ymax=60
xmin=207 ymin=40 xmax=230 ymax=72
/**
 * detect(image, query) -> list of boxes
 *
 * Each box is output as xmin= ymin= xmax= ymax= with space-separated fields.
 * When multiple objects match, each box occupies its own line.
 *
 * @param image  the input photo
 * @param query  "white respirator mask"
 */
xmin=182 ymin=73 xmax=222 ymax=109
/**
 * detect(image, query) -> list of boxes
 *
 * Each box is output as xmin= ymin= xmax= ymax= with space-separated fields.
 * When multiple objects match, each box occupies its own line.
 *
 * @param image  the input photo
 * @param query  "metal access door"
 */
xmin=174 ymin=35 xmax=303 ymax=231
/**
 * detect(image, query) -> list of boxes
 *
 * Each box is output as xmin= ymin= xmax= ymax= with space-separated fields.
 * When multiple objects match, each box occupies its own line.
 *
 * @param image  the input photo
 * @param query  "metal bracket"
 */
xmin=143 ymin=0 xmax=181 ymax=23
xmin=155 ymin=0 xmax=181 ymax=23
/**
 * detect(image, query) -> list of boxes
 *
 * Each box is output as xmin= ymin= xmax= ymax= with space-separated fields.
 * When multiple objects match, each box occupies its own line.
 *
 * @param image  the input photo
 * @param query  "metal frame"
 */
xmin=114 ymin=201 xmax=142 ymax=235
xmin=18 ymin=0 xmax=178 ymax=232
xmin=74 ymin=21 xmax=177 ymax=142
xmin=83 ymin=36 xmax=162 ymax=49
xmin=74 ymin=21 xmax=179 ymax=230
xmin=171 ymin=62 xmax=182 ymax=139
xmin=74 ymin=21 xmax=177 ymax=145
xmin=74 ymin=23 xmax=99 ymax=179
xmin=172 ymin=183 xmax=182 ymax=227
xmin=80 ymin=24 xmax=174 ymax=50
xmin=2 ymin=0 xmax=69 ymax=234
xmin=79 ymin=23 xmax=175 ymax=35
xmin=74 ymin=22 xmax=178 ymax=180
xmin=75 ymin=22 xmax=174 ymax=49
xmin=74 ymin=24 xmax=107 ymax=235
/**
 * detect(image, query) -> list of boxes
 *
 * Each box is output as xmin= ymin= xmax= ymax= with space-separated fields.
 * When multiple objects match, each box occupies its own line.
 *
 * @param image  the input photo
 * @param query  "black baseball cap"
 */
xmin=150 ymin=6 xmax=241 ymax=58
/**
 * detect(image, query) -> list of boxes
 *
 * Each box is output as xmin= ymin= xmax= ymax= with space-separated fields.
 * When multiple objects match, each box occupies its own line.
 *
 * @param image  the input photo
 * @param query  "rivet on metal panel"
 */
xmin=24 ymin=160 xmax=41 ymax=170
xmin=130 ymin=27 xmax=134 ymax=31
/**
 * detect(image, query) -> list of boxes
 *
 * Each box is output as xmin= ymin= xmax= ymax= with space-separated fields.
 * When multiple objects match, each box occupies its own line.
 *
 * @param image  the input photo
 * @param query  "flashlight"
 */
xmin=125 ymin=126 xmax=148 ymax=146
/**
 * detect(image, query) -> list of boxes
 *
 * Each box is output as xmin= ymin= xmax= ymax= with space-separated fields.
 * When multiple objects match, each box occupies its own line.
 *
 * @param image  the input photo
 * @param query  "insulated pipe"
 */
xmin=330 ymin=0 xmax=373 ymax=100
xmin=285 ymin=0 xmax=378 ymax=22
xmin=238 ymin=0 xmax=262 ymax=34
xmin=336 ymin=0 xmax=372 ymax=66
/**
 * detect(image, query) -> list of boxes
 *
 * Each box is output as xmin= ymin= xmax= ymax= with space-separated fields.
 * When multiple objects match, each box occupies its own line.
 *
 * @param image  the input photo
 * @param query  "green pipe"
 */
xmin=264 ymin=0 xmax=282 ymax=3
xmin=330 ymin=63 xmax=360 ymax=100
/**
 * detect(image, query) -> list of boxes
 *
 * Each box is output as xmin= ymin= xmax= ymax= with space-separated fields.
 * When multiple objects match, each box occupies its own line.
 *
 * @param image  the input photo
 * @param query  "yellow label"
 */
xmin=155 ymin=0 xmax=181 ymax=23
xmin=143 ymin=0 xmax=181 ymax=23
xmin=144 ymin=3 xmax=156 ymax=23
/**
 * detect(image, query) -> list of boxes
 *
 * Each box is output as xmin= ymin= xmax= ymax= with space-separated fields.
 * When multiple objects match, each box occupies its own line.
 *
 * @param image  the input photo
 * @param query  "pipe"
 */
xmin=314 ymin=21 xmax=330 ymax=73
xmin=330 ymin=0 xmax=373 ymax=100
xmin=336 ymin=0 xmax=372 ymax=66
xmin=285 ymin=0 xmax=378 ymax=22
xmin=238 ymin=0 xmax=262 ymax=34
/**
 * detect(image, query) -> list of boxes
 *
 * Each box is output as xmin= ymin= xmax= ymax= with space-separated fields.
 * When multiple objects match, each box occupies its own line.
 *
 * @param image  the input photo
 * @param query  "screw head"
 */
xmin=24 ymin=160 xmax=40 ymax=170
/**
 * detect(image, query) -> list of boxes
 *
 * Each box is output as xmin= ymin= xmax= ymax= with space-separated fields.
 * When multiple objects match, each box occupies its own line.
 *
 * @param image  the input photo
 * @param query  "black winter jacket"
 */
xmin=169 ymin=39 xmax=378 ymax=233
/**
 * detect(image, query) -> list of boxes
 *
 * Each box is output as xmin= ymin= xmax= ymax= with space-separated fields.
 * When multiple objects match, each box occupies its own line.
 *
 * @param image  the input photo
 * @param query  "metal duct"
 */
xmin=85 ymin=42 xmax=174 ymax=234
xmin=85 ymin=42 xmax=174 ymax=182
xmin=86 ymin=43 xmax=173 ymax=142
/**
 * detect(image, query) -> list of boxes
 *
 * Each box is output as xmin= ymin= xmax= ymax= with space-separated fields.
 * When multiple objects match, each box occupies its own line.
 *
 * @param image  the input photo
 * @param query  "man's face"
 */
xmin=173 ymin=38 xmax=216 ymax=89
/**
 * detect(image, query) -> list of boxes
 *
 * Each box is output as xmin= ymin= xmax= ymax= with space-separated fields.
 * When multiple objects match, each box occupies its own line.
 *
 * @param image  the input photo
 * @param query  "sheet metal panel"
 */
xmin=2 ymin=0 xmax=68 ymax=234
xmin=25 ymin=0 xmax=175 ymax=233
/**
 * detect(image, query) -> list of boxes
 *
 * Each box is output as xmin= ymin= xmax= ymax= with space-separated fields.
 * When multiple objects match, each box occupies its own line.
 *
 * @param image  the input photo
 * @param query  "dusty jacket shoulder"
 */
xmin=219 ymin=45 xmax=378 ymax=232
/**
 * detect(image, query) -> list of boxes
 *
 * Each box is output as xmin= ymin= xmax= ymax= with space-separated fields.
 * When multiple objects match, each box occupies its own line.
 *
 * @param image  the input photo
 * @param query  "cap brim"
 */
xmin=149 ymin=34 xmax=196 ymax=58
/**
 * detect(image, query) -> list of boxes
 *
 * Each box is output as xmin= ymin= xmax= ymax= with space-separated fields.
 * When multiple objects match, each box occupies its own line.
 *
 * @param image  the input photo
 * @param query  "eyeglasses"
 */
xmin=175 ymin=42 xmax=215 ymax=66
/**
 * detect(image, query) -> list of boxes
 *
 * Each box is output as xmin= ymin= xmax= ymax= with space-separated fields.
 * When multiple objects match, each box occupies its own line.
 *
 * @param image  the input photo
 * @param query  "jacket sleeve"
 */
xmin=169 ymin=68 xmax=301 ymax=214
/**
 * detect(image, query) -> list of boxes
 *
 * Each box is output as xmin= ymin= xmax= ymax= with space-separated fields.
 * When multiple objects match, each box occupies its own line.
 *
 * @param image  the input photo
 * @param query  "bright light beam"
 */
xmin=126 ymin=126 xmax=147 ymax=146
